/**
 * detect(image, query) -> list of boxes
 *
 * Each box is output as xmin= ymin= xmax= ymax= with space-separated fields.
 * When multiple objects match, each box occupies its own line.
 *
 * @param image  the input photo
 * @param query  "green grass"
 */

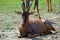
xmin=0 ymin=0 xmax=21 ymax=4
xmin=0 ymin=0 xmax=60 ymax=12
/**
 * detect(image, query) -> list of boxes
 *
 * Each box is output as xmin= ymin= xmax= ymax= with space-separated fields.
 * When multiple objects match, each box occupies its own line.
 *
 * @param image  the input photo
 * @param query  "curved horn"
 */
xmin=21 ymin=0 xmax=25 ymax=12
xmin=27 ymin=3 xmax=32 ymax=12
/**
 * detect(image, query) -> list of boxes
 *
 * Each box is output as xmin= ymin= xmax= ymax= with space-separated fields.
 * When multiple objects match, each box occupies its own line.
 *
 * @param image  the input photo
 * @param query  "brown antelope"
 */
xmin=17 ymin=0 xmax=56 ymax=38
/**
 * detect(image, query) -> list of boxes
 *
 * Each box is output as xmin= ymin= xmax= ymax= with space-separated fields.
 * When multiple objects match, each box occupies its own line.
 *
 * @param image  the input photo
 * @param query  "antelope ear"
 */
xmin=14 ymin=11 xmax=22 ymax=15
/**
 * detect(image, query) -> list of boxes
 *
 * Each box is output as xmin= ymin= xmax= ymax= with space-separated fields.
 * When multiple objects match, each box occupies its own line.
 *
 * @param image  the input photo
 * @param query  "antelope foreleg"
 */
xmin=47 ymin=0 xmax=52 ymax=12
xmin=17 ymin=30 xmax=22 ymax=38
xmin=50 ymin=0 xmax=52 ymax=12
xmin=37 ymin=8 xmax=41 ymax=19
xmin=47 ymin=0 xmax=50 ymax=12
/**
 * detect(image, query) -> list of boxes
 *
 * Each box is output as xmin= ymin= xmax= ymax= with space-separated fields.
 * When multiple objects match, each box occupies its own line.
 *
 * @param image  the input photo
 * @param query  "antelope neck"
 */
xmin=22 ymin=12 xmax=29 ymax=27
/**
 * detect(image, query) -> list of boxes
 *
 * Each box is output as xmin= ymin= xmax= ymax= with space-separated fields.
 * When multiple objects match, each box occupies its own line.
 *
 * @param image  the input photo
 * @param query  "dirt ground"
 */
xmin=0 ymin=12 xmax=60 ymax=40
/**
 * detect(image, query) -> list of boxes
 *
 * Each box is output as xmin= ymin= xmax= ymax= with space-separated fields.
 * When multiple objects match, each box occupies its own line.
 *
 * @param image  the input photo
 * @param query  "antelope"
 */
xmin=17 ymin=0 xmax=56 ymax=38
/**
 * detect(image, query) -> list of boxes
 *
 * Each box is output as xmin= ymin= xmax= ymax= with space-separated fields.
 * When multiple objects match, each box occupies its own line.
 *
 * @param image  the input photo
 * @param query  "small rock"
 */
xmin=52 ymin=36 xmax=58 ymax=38
xmin=48 ymin=37 xmax=52 ymax=39
xmin=2 ymin=30 xmax=5 ymax=32
xmin=0 ymin=35 xmax=1 ymax=38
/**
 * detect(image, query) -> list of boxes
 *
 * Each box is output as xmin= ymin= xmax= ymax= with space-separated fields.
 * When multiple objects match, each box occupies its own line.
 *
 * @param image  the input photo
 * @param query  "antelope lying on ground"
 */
xmin=17 ymin=1 xmax=56 ymax=38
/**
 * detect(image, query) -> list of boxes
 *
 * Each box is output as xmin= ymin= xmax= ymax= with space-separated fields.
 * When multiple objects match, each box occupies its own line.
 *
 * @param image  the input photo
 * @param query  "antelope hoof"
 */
xmin=17 ymin=31 xmax=22 ymax=38
xmin=50 ymin=30 xmax=56 ymax=34
xmin=18 ymin=36 xmax=22 ymax=38
xmin=17 ymin=34 xmax=22 ymax=38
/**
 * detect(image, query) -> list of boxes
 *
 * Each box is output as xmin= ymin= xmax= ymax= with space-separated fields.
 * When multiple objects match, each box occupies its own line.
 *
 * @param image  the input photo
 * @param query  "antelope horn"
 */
xmin=27 ymin=3 xmax=32 ymax=12
xmin=21 ymin=0 xmax=25 ymax=12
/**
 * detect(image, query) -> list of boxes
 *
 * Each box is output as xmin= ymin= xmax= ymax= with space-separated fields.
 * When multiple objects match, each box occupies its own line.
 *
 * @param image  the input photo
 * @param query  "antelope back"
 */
xmin=27 ymin=19 xmax=48 ymax=33
xmin=27 ymin=19 xmax=55 ymax=34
